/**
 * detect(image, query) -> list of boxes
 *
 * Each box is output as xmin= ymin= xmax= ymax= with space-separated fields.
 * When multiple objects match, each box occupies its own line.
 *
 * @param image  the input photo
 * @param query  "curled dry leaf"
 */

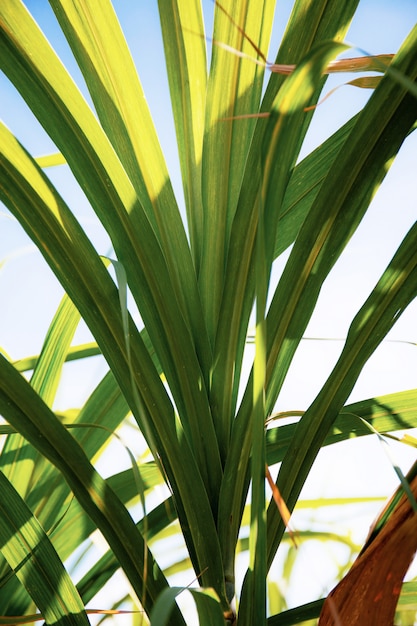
xmin=318 ymin=465 xmax=417 ymax=625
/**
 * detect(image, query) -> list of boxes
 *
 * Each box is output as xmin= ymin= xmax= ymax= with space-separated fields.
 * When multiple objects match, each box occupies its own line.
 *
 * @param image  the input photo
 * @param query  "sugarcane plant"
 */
xmin=0 ymin=0 xmax=417 ymax=624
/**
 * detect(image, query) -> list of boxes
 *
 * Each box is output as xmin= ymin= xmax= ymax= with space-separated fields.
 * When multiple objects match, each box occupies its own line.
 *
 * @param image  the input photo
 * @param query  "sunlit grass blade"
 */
xmin=199 ymin=0 xmax=275 ymax=347
xmin=197 ymin=0 xmax=276 ymax=471
xmin=34 ymin=152 xmax=66 ymax=168
xmin=240 ymin=183 xmax=269 ymax=625
xmin=231 ymin=23 xmax=417 ymax=538
xmin=13 ymin=342 xmax=101 ymax=374
xmin=1 ymin=0 xmax=416 ymax=622
xmin=158 ymin=0 xmax=207 ymax=268
xmin=0 ymin=470 xmax=89 ymax=625
xmin=0 ymin=4 xmax=223 ymax=501
xmin=0 ymin=120 xmax=170 ymax=465
xmin=274 ymin=115 xmax=356 ymax=257
xmin=217 ymin=36 xmax=355 ymax=598
xmin=210 ymin=115 xmax=356 ymax=493
xmin=266 ymin=388 xmax=417 ymax=465
xmin=239 ymin=42 xmax=348 ymax=624
xmin=260 ymin=40 xmax=348 ymax=266
xmin=48 ymin=0 xmax=172 ymax=222
xmin=77 ymin=495 xmax=177 ymax=606
xmin=0 ymin=295 xmax=82 ymax=603
xmin=215 ymin=1 xmax=361 ymax=554
xmin=30 ymin=293 xmax=81 ymax=405
xmin=13 ymin=327 xmax=160 ymax=376
xmin=50 ymin=0 xmax=211 ymax=378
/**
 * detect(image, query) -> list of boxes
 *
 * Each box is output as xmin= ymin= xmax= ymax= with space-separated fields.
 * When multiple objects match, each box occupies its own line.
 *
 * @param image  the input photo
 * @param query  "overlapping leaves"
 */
xmin=0 ymin=1 xmax=416 ymax=624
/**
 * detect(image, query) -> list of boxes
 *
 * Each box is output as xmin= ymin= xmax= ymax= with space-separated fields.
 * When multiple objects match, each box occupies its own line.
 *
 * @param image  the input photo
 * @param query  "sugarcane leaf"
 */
xmin=199 ymin=0 xmax=276 ymax=348
xmin=157 ymin=0 xmax=207 ymax=267
xmin=215 ymin=0 xmax=363 ymax=566
xmin=150 ymin=586 xmax=225 ymax=626
xmin=49 ymin=0 xmax=211 ymax=377
xmin=0 ymin=119 xmax=227 ymax=600
xmin=0 ymin=470 xmax=89 ymax=625
xmin=0 ymin=293 xmax=80 ymax=501
xmin=0 ymin=353 xmax=185 ymax=624
xmin=269 ymin=216 xmax=417 ymax=568
xmin=0 ymin=3 xmax=223 ymax=501
xmin=266 ymin=387 xmax=417 ymax=465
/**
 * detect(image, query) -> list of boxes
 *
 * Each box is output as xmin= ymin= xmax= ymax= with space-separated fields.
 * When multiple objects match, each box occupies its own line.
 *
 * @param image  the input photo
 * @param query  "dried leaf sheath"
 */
xmin=319 ymin=465 xmax=417 ymax=626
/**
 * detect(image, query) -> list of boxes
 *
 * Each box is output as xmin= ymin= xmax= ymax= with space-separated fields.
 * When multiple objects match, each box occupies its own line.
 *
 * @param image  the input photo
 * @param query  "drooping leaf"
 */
xmin=266 ymin=387 xmax=417 ymax=465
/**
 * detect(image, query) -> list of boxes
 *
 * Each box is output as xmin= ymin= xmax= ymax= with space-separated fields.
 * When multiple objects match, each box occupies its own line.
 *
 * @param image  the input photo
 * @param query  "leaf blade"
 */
xmin=0 ymin=470 xmax=89 ymax=625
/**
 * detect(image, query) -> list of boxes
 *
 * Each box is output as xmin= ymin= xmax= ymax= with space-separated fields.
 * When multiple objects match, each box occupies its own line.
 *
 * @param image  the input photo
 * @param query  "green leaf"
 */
xmin=0 ymin=293 xmax=80 ymax=502
xmin=0 ymin=293 xmax=82 ymax=608
xmin=267 ymin=599 xmax=324 ymax=625
xmin=0 ymin=4 xmax=223 ymax=507
xmin=275 ymin=115 xmax=357 ymax=258
xmin=266 ymin=388 xmax=417 ymax=465
xmin=1 ymin=0 xmax=416 ymax=622
xmin=49 ymin=0 xmax=212 ymax=380
xmin=215 ymin=0 xmax=363 ymax=566
xmin=13 ymin=343 xmax=102 ymax=374
xmin=198 ymin=0 xmax=276 ymax=344
xmin=222 ymin=21 xmax=417 ymax=583
xmin=76 ymin=495 xmax=177 ymax=605
xmin=0 ymin=353 xmax=184 ymax=624
xmin=150 ymin=587 xmax=225 ymax=626
xmin=239 ymin=42 xmax=350 ymax=624
xmin=0 ymin=470 xmax=89 ymax=625
xmin=158 ymin=0 xmax=207 ymax=267
xmin=31 ymin=294 xmax=81 ymax=406
xmin=269 ymin=218 xmax=417 ymax=568
xmin=0 ymin=121 xmax=226 ymax=602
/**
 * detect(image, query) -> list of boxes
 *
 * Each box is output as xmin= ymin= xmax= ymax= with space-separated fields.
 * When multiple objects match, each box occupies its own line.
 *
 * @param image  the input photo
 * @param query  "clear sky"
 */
xmin=1 ymin=0 xmax=417 ymax=620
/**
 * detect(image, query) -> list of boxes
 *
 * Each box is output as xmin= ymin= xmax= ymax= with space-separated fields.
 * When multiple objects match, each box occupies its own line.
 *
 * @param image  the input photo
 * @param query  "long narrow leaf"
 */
xmin=0 ymin=353 xmax=185 ymax=624
xmin=222 ymin=22 xmax=417 ymax=581
xmin=0 ymin=3 xmax=223 ymax=503
xmin=266 ymin=388 xmax=417 ymax=465
xmin=0 ymin=470 xmax=89 ymax=625
xmin=157 ymin=0 xmax=207 ymax=268
xmin=269 ymin=218 xmax=417 ymax=567
xmin=1 ymin=294 xmax=80 ymax=500
xmin=49 ymin=0 xmax=212 ymax=380
xmin=0 ymin=122 xmax=227 ymax=601
xmin=239 ymin=41 xmax=349 ymax=620
xmin=199 ymin=0 xmax=276 ymax=349
xmin=216 ymin=1 xmax=362 ymax=567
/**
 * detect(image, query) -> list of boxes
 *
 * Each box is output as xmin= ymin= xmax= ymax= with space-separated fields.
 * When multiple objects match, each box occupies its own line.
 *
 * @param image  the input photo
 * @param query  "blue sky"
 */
xmin=1 ymin=0 xmax=417 ymax=619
